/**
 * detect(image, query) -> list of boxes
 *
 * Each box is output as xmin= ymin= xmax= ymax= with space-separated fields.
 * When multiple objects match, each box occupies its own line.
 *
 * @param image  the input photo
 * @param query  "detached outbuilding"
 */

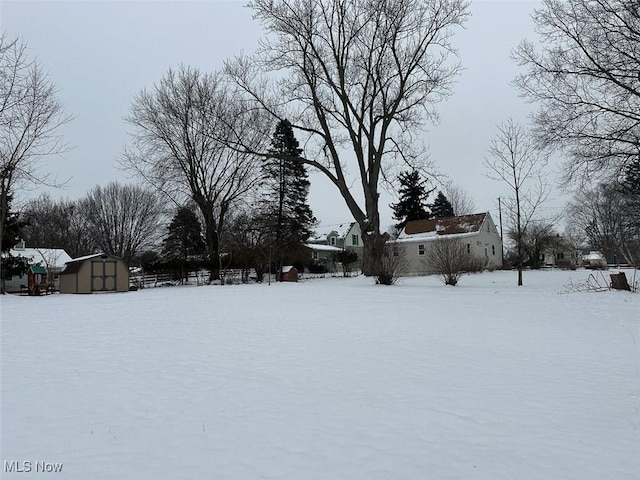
xmin=280 ymin=265 xmax=298 ymax=282
xmin=60 ymin=254 xmax=129 ymax=294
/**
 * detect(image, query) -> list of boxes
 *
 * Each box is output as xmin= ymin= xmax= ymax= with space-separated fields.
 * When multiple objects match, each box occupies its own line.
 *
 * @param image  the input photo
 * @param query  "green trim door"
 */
xmin=91 ymin=260 xmax=117 ymax=291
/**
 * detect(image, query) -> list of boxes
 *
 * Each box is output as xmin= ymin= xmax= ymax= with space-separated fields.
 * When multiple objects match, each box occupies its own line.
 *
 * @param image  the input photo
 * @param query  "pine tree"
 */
xmin=1 ymin=193 xmax=29 ymax=292
xmin=390 ymin=170 xmax=432 ymax=230
xmin=431 ymin=191 xmax=455 ymax=218
xmin=260 ymin=119 xmax=316 ymax=273
xmin=162 ymin=207 xmax=207 ymax=283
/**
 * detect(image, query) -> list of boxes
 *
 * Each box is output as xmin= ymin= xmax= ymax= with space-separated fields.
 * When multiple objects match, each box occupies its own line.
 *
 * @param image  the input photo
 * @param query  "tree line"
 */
xmin=3 ymin=0 xmax=640 ymax=290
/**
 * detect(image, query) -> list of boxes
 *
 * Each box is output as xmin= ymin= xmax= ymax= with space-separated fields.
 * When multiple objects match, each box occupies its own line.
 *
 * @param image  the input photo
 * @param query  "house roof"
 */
xmin=396 ymin=213 xmax=488 ymax=243
xmin=305 ymin=243 xmax=343 ymax=252
xmin=310 ymin=222 xmax=357 ymax=242
xmin=8 ymin=247 xmax=73 ymax=269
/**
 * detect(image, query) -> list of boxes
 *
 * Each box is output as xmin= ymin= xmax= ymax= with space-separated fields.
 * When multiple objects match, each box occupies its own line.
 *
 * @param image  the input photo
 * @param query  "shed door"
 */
xmin=91 ymin=260 xmax=117 ymax=291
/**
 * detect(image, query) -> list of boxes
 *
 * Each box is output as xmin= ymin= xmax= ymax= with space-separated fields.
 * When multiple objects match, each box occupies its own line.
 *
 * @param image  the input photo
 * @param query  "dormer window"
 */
xmin=330 ymin=236 xmax=336 ymax=246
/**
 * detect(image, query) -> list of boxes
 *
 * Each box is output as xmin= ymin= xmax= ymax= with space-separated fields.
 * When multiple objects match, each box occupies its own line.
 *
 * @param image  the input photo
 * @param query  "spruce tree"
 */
xmin=431 ymin=191 xmax=455 ymax=218
xmin=261 ymin=119 xmax=316 ymax=273
xmin=1 ymin=193 xmax=29 ymax=292
xmin=162 ymin=207 xmax=207 ymax=283
xmin=390 ymin=170 xmax=432 ymax=230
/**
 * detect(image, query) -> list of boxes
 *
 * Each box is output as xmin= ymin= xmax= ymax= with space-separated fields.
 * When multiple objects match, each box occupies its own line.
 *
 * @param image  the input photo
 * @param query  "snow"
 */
xmin=305 ymin=243 xmax=343 ymax=252
xmin=1 ymin=270 xmax=639 ymax=479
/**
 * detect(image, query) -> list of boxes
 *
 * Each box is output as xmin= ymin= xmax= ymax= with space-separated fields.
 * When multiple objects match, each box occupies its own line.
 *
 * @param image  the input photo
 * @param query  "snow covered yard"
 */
xmin=1 ymin=269 xmax=639 ymax=479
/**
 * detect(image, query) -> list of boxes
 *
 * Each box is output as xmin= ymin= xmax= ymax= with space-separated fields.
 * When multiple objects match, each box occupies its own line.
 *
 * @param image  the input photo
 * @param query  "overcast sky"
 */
xmin=2 ymin=0 xmax=565 ymax=231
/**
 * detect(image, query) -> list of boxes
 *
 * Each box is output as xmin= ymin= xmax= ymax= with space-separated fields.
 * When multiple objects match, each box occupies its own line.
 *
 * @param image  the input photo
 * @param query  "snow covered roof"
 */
xmin=583 ymin=251 xmax=605 ymax=261
xmin=305 ymin=243 xmax=343 ymax=252
xmin=8 ymin=247 xmax=73 ymax=268
xmin=396 ymin=213 xmax=488 ymax=242
xmin=310 ymin=222 xmax=356 ymax=241
xmin=66 ymin=253 xmax=106 ymax=264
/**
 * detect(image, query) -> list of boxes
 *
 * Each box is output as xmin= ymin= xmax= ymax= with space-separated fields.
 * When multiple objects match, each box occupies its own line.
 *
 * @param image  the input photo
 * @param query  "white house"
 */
xmin=306 ymin=222 xmax=364 ymax=270
xmin=388 ymin=213 xmax=503 ymax=275
xmin=4 ymin=241 xmax=73 ymax=293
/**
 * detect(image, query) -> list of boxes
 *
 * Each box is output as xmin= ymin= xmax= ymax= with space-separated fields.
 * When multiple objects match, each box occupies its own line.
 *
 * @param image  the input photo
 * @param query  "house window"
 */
xmin=466 ymin=243 xmax=471 ymax=254
xmin=312 ymin=251 xmax=318 ymax=260
xmin=557 ymin=252 xmax=564 ymax=260
xmin=352 ymin=234 xmax=359 ymax=246
xmin=484 ymin=248 xmax=488 ymax=257
xmin=330 ymin=236 xmax=336 ymax=246
xmin=392 ymin=246 xmax=399 ymax=257
xmin=418 ymin=244 xmax=425 ymax=256
xmin=492 ymin=245 xmax=495 ymax=256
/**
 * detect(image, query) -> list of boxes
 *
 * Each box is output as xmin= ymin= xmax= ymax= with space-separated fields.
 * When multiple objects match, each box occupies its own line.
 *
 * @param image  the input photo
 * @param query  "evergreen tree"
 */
xmin=260 ymin=119 xmax=316 ymax=273
xmin=1 ymin=193 xmax=29 ymax=292
xmin=431 ymin=191 xmax=455 ymax=218
xmin=390 ymin=170 xmax=432 ymax=230
xmin=162 ymin=207 xmax=207 ymax=283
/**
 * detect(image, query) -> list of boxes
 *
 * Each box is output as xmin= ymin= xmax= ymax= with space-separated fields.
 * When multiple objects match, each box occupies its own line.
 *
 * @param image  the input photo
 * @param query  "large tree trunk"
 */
xmin=198 ymin=202 xmax=219 ymax=282
xmin=361 ymin=231 xmax=389 ymax=277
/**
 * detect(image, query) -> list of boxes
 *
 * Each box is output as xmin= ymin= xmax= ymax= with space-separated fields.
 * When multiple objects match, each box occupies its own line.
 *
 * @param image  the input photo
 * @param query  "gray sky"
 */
xmin=2 ymin=0 xmax=565 ymax=231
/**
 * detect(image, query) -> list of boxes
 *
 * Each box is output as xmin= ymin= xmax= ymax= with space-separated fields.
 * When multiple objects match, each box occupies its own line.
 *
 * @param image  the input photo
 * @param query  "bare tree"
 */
xmin=567 ymin=182 xmax=639 ymax=266
xmin=21 ymin=193 xmax=93 ymax=257
xmin=226 ymin=0 xmax=470 ymax=276
xmin=443 ymin=182 xmax=476 ymax=216
xmin=484 ymin=119 xmax=550 ymax=286
xmin=121 ymin=66 xmax=267 ymax=280
xmin=0 ymin=35 xmax=71 ymax=283
xmin=81 ymin=182 xmax=165 ymax=265
xmin=426 ymin=237 xmax=486 ymax=286
xmin=514 ymin=0 xmax=640 ymax=183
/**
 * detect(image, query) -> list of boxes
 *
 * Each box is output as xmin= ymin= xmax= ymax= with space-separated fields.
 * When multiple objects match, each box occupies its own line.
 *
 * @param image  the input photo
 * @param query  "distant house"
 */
xmin=4 ymin=242 xmax=73 ymax=293
xmin=582 ymin=251 xmax=607 ymax=269
xmin=60 ymin=253 xmax=130 ymax=294
xmin=306 ymin=222 xmax=364 ymax=271
xmin=388 ymin=212 xmax=503 ymax=275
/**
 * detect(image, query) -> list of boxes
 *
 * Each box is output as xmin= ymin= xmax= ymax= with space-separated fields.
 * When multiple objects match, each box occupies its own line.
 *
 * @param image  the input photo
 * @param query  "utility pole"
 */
xmin=498 ymin=197 xmax=504 ymax=266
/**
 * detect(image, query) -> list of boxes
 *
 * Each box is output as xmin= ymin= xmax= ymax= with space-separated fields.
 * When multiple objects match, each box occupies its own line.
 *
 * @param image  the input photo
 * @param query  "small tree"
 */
xmin=427 ymin=237 xmax=485 ymax=286
xmin=430 ymin=191 xmax=455 ymax=218
xmin=391 ymin=170 xmax=433 ymax=230
xmin=0 ymin=193 xmax=29 ymax=292
xmin=162 ymin=207 xmax=207 ymax=284
xmin=484 ymin=119 xmax=550 ymax=286
xmin=329 ymin=249 xmax=359 ymax=277
xmin=376 ymin=244 xmax=408 ymax=286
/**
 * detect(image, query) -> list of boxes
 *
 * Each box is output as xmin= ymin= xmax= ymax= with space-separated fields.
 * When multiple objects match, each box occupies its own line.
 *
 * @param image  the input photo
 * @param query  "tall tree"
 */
xmin=391 ymin=170 xmax=433 ymax=230
xmin=0 ymin=35 xmax=71 ymax=282
xmin=121 ymin=66 xmax=268 ymax=280
xmin=227 ymin=0 xmax=469 ymax=277
xmin=484 ymin=119 xmax=550 ymax=286
xmin=431 ymin=191 xmax=454 ymax=218
xmin=514 ymin=0 xmax=640 ymax=183
xmin=82 ymin=182 xmax=165 ymax=265
xmin=162 ymin=206 xmax=207 ymax=283
xmin=260 ymin=119 xmax=316 ymax=273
